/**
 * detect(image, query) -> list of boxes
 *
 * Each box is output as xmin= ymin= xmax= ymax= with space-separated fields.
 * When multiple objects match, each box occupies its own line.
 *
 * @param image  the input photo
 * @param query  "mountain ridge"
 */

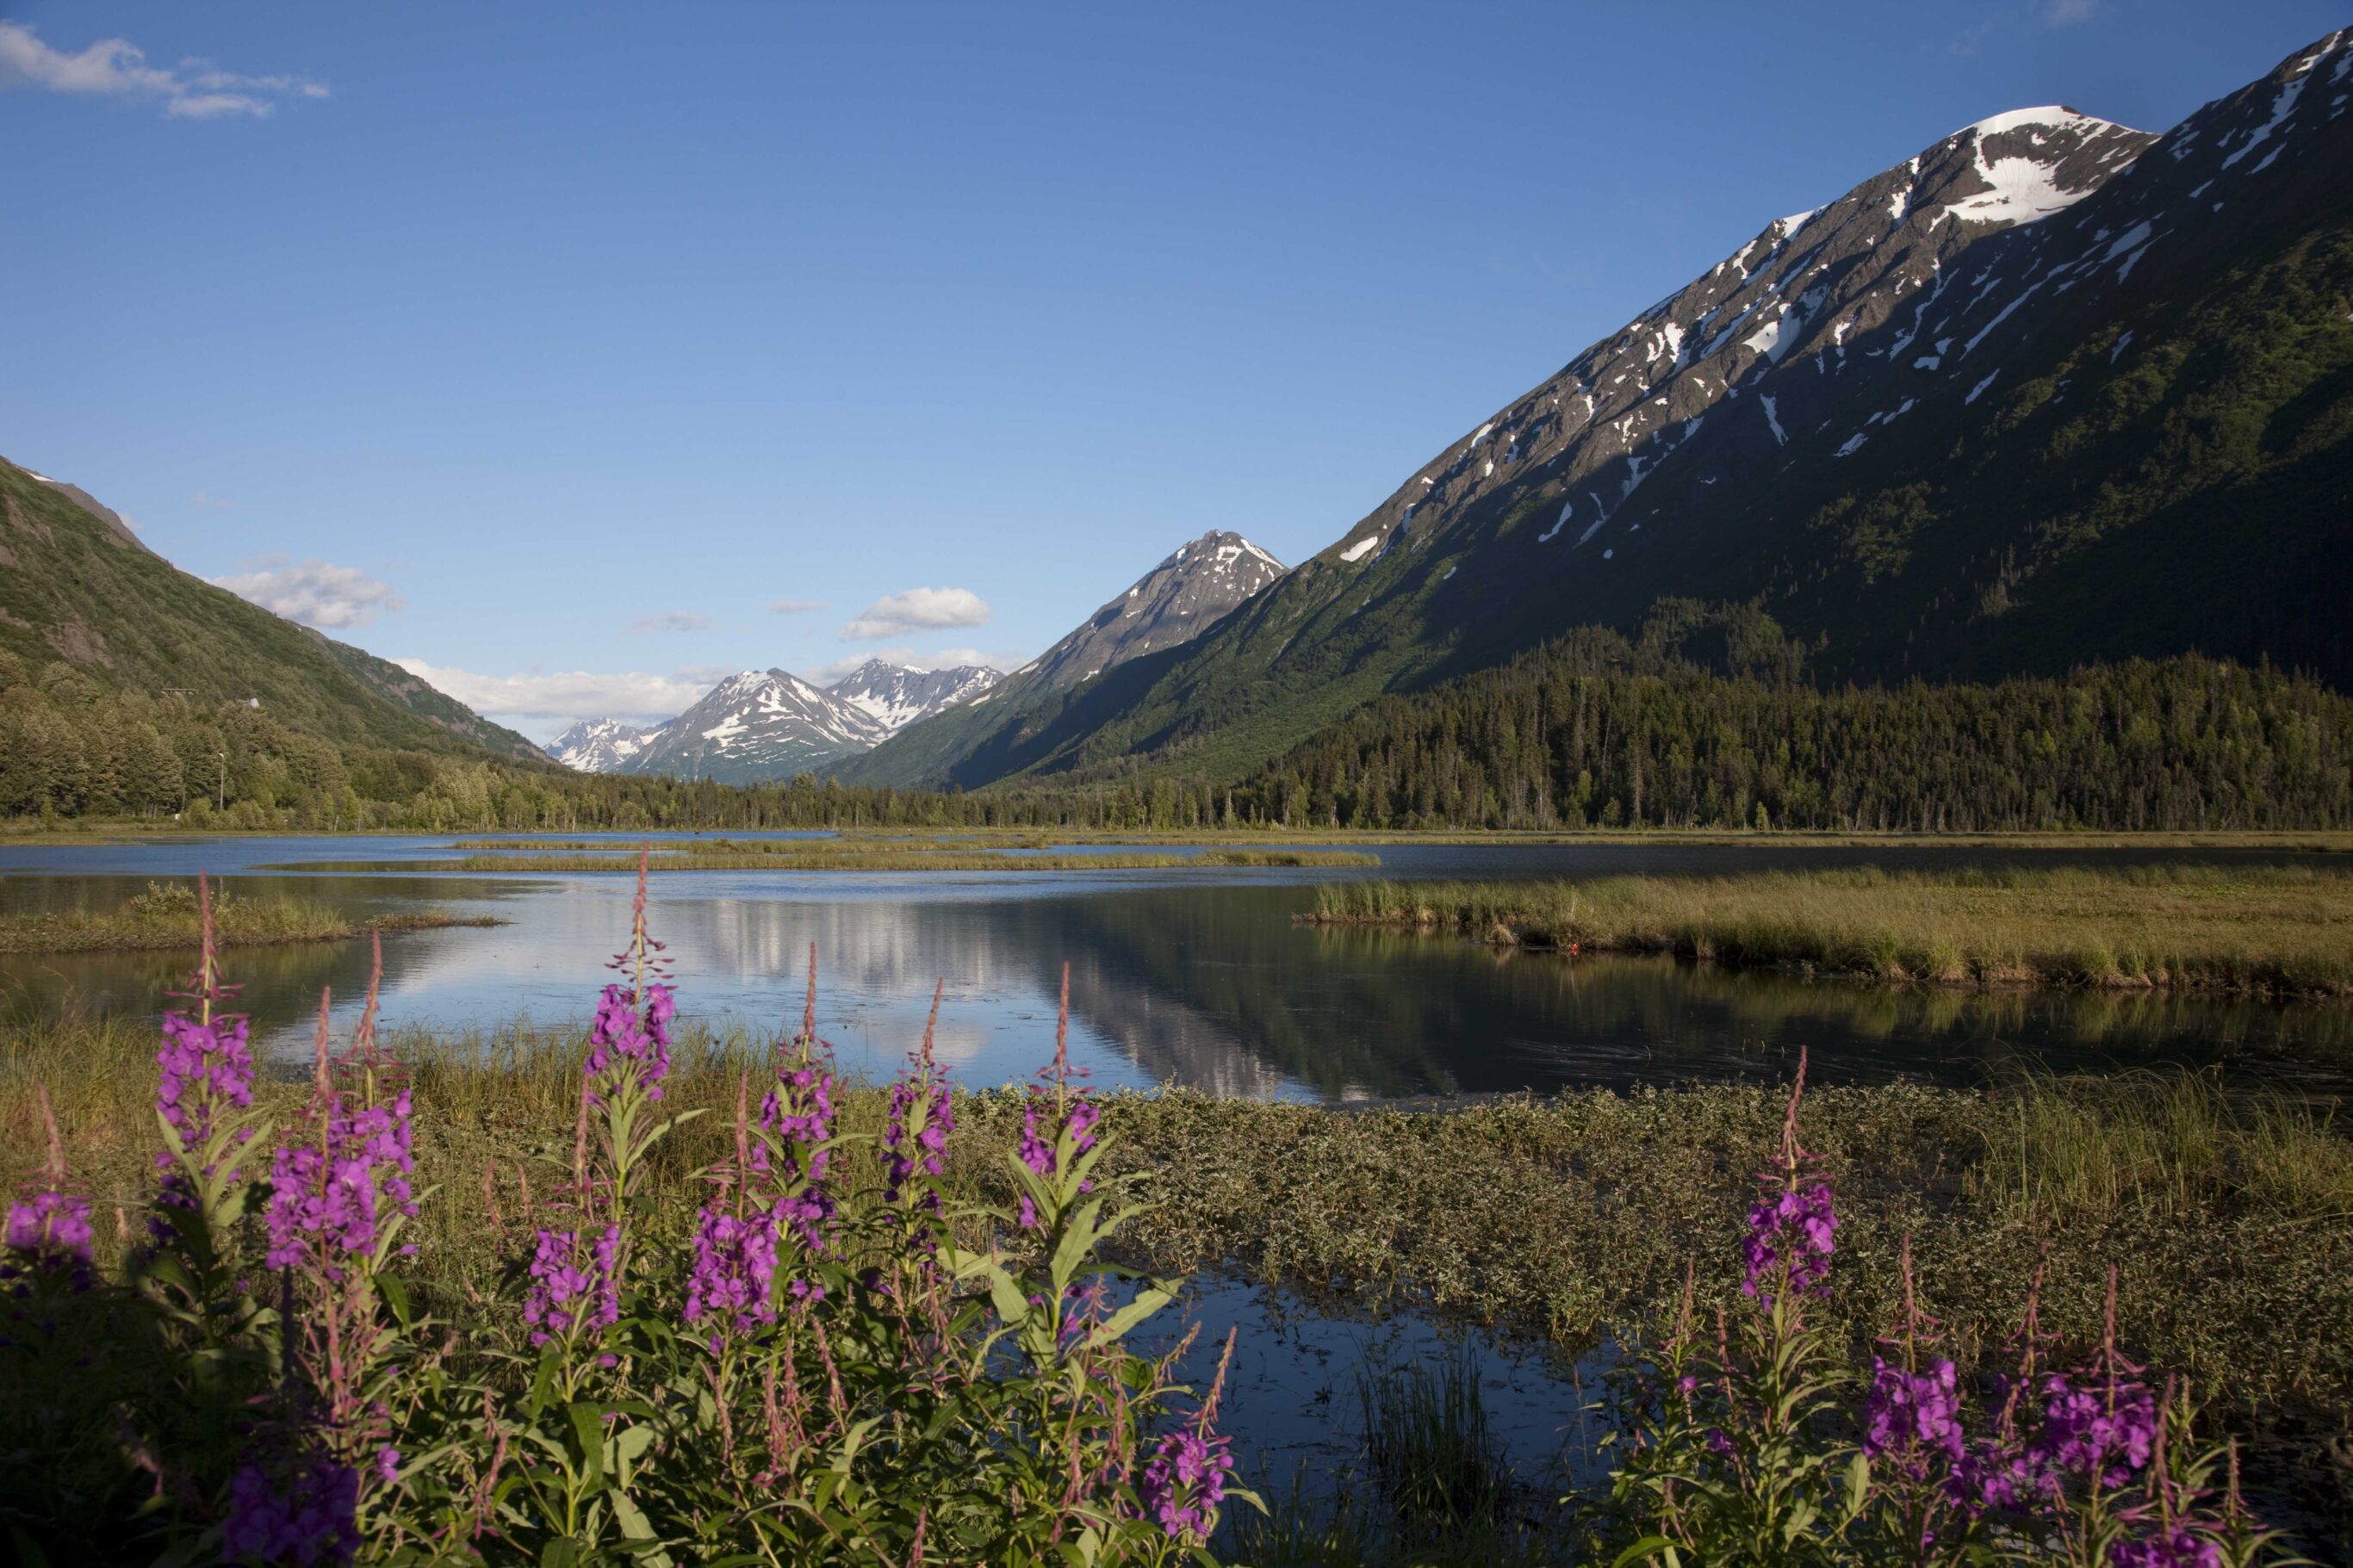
xmin=848 ymin=29 xmax=2353 ymax=790
xmin=0 ymin=454 xmax=549 ymax=764
xmin=552 ymin=659 xmax=1004 ymax=780
xmin=831 ymin=528 xmax=1287 ymax=785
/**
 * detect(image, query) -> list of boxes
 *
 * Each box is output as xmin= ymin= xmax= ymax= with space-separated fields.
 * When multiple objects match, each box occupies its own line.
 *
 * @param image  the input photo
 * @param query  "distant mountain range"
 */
xmin=12 ymin=31 xmax=2346 ymax=810
xmin=547 ymin=659 xmax=1003 ymax=782
xmin=829 ymin=530 xmax=1286 ymax=784
xmin=839 ymin=28 xmax=2353 ymax=789
xmin=555 ymin=530 xmax=1286 ymax=783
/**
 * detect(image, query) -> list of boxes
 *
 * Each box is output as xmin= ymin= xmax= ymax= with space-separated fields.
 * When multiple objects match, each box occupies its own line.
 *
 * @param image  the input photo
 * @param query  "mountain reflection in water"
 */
xmin=1 ymin=843 xmax=2348 ymax=1102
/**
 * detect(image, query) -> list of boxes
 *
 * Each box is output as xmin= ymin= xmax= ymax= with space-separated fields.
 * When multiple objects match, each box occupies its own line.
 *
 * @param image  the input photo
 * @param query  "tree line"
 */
xmin=7 ymin=635 xmax=2351 ymax=835
xmin=1220 ymin=635 xmax=2353 ymax=832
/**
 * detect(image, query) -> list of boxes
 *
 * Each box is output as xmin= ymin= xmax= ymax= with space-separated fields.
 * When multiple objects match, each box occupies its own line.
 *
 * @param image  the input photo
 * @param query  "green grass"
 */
xmin=1356 ymin=1348 xmax=1510 ymax=1530
xmin=4 ymin=1008 xmax=2349 ymax=1545
xmin=1306 ymin=864 xmax=2353 ymax=996
xmin=7 ymin=1012 xmax=2347 ymax=1416
xmin=0 ymin=880 xmax=496 ymax=954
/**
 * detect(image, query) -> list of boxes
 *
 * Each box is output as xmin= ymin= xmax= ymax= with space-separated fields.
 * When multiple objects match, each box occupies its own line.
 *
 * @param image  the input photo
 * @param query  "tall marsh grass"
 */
xmin=0 ymin=879 xmax=490 ymax=954
xmin=1307 ymin=864 xmax=2353 ymax=995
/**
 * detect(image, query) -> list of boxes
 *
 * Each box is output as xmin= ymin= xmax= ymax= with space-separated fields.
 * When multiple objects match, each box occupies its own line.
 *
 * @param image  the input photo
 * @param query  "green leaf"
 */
xmin=986 ymin=1263 xmax=1034 ymax=1328
xmin=612 ymin=1422 xmax=655 ymax=1466
xmin=567 ymin=1403 xmax=608 ymax=1484
xmin=1841 ymin=1448 xmax=1872 ymax=1523
xmin=1090 ymin=1283 xmax=1174 ymax=1347
xmin=1610 ymin=1537 xmax=1682 ymax=1568
xmin=609 ymin=1486 xmax=656 ymax=1541
xmin=376 ymin=1271 xmax=413 ymax=1327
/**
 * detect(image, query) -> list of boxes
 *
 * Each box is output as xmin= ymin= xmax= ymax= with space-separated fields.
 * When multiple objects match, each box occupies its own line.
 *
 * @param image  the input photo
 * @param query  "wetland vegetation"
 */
xmin=6 ymin=949 xmax=2348 ymax=1559
xmin=0 ymin=878 xmax=494 ymax=955
xmin=1307 ymin=864 xmax=2353 ymax=996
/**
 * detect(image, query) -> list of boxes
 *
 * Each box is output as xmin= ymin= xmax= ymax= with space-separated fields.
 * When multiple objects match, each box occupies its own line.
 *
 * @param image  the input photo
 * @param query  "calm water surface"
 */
xmin=3 ymin=833 xmax=2348 ymax=1100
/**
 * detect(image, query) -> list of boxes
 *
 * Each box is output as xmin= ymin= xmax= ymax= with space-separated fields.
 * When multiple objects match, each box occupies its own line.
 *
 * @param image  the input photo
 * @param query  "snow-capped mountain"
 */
xmin=829 ymin=530 xmax=1289 ymax=784
xmin=844 ymin=28 xmax=2353 ymax=787
xmin=621 ymin=668 xmax=885 ymax=783
xmin=545 ymin=717 xmax=659 ymax=772
xmin=1007 ymin=530 xmax=1286 ymax=697
xmin=829 ymin=659 xmax=1001 ymax=735
xmin=546 ymin=660 xmax=1012 ymax=779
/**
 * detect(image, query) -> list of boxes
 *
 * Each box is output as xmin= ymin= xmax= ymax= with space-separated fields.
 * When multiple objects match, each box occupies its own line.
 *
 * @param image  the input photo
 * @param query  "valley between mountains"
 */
xmin=3 ymin=30 xmax=2350 ymax=832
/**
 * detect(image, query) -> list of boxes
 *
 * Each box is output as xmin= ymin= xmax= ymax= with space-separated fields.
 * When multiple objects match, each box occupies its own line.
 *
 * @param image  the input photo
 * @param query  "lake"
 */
xmin=4 ymin=832 xmax=2348 ymax=1101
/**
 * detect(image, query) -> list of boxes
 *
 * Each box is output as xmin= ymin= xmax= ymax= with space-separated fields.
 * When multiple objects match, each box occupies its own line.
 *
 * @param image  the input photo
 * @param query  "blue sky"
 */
xmin=3 ymin=1 xmax=2343 ymax=741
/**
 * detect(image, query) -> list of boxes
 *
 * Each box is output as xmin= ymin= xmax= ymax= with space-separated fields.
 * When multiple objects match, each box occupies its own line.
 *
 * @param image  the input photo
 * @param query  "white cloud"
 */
xmin=389 ymin=660 xmax=709 ymax=724
xmin=0 ymin=22 xmax=328 ymax=119
xmin=212 ymin=555 xmax=402 ymax=629
xmin=840 ymin=586 xmax=991 ymax=641
xmin=767 ymin=598 xmax=828 ymax=614
xmin=623 ymin=610 xmax=717 ymax=635
xmin=2039 ymin=0 xmax=2100 ymax=22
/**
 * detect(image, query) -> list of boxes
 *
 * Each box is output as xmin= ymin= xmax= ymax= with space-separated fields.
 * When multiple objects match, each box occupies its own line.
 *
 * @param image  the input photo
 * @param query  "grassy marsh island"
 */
xmin=0 ymin=880 xmax=495 ymax=955
xmin=374 ymin=842 xmax=1379 ymax=873
xmin=1305 ymin=864 xmax=2353 ymax=996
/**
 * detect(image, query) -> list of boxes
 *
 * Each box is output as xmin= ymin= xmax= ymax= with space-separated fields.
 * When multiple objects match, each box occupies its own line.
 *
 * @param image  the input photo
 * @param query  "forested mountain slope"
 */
xmin=886 ymin=31 xmax=2353 ymax=790
xmin=0 ymin=454 xmax=548 ymax=784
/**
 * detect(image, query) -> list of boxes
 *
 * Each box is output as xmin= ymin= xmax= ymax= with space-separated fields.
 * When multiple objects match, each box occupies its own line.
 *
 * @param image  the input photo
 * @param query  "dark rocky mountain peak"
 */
xmin=1009 ymin=529 xmax=1287 ymax=696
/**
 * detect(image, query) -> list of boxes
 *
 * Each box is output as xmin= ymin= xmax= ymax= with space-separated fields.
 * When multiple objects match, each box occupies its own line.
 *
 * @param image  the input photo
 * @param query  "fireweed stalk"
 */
xmin=750 ymin=943 xmax=839 ymax=1278
xmin=1597 ymin=1053 xmax=2311 ymax=1568
xmin=233 ymin=939 xmax=425 ymax=1563
xmin=143 ymin=873 xmax=274 ymax=1311
xmin=9 ymin=858 xmax=1254 ymax=1564
xmin=2 ymin=1085 xmax=92 ymax=1293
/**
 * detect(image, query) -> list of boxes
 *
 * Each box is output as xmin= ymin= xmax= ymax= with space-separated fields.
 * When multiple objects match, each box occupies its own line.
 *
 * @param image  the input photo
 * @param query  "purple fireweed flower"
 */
xmin=1949 ymin=1432 xmax=2044 ymax=1514
xmin=1865 ymin=1357 xmax=1966 ymax=1477
xmin=754 ymin=1061 xmax=836 ymax=1250
xmin=2033 ymin=1371 xmax=2157 ymax=1490
xmin=585 ymin=982 xmax=674 ymax=1105
xmin=881 ymin=1078 xmax=953 ymax=1209
xmin=522 ymin=1224 xmax=622 ymax=1346
xmin=1137 ymin=1427 xmax=1233 ymax=1543
xmin=222 ymin=1454 xmax=360 ymax=1566
xmin=2 ymin=1189 xmax=95 ymax=1293
xmin=683 ymin=1204 xmax=779 ymax=1345
xmin=4 ymin=1189 xmax=93 ymax=1261
xmin=264 ymin=1091 xmax=417 ymax=1276
xmin=2113 ymin=1526 xmax=2224 ymax=1568
xmin=375 ymin=1447 xmax=400 ymax=1486
xmin=155 ymin=1011 xmax=256 ymax=1166
xmin=1016 ymin=1094 xmax=1102 ymax=1228
xmin=1741 ymin=1181 xmax=1835 ymax=1303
